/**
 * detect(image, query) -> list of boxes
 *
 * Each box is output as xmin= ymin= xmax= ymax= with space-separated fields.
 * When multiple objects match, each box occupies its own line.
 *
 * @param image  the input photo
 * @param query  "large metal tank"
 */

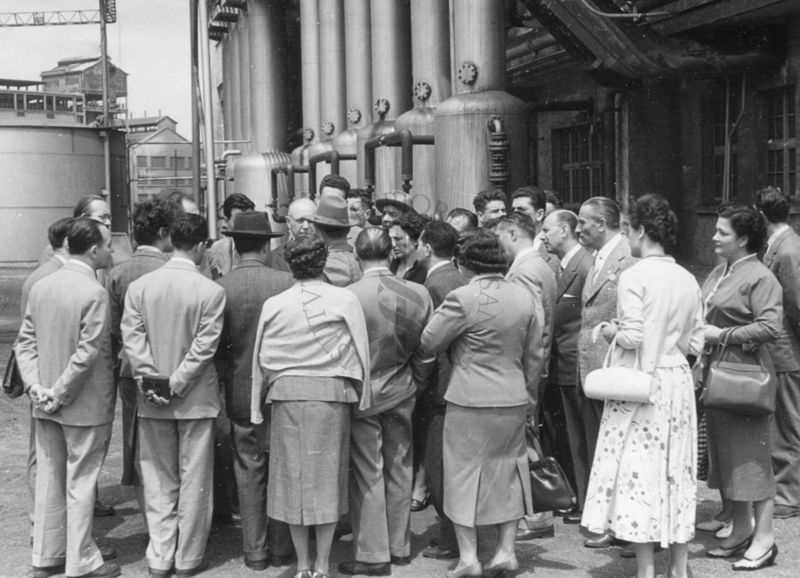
xmin=227 ymin=22 xmax=243 ymax=143
xmin=434 ymin=0 xmax=529 ymax=214
xmin=0 ymin=125 xmax=128 ymax=263
xmin=234 ymin=151 xmax=291 ymax=236
xmin=394 ymin=0 xmax=451 ymax=215
xmin=237 ymin=11 xmax=252 ymax=154
xmin=356 ymin=0 xmax=412 ymax=192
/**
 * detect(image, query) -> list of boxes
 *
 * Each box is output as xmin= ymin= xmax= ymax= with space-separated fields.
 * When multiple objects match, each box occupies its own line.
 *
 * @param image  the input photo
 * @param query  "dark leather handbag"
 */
xmin=526 ymin=424 xmax=577 ymax=513
xmin=701 ymin=339 xmax=775 ymax=417
xmin=3 ymin=349 xmax=25 ymax=398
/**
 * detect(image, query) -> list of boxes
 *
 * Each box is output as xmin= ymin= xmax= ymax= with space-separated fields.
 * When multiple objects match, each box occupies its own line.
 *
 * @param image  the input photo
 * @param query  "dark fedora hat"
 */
xmin=222 ymin=211 xmax=283 ymax=238
xmin=307 ymin=195 xmax=351 ymax=229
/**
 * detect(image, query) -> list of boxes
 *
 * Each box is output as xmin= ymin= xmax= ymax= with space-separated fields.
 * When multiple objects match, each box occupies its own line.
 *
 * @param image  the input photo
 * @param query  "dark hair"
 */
xmin=158 ymin=190 xmax=197 ymax=211
xmin=170 ymin=213 xmax=208 ymax=251
xmin=456 ymin=229 xmax=507 ymax=274
xmin=394 ymin=211 xmax=428 ymax=242
xmin=717 ymin=204 xmax=767 ymax=254
xmin=72 ymin=194 xmax=106 ymax=218
xmin=495 ymin=211 xmax=537 ymax=240
xmin=346 ymin=188 xmax=372 ymax=209
xmin=472 ymin=189 xmax=507 ymax=214
xmin=550 ymin=209 xmax=578 ymax=234
xmin=755 ymin=186 xmax=790 ymax=223
xmin=420 ymin=221 xmax=459 ymax=259
xmin=582 ymin=196 xmax=621 ymax=229
xmin=319 ymin=174 xmax=351 ymax=198
xmin=512 ymin=186 xmax=546 ymax=212
xmin=132 ymin=199 xmax=178 ymax=246
xmin=222 ymin=193 xmax=255 ymax=219
xmin=67 ymin=217 xmax=105 ymax=255
xmin=232 ymin=235 xmax=268 ymax=255
xmin=355 ymin=227 xmax=392 ymax=260
xmin=446 ymin=207 xmax=478 ymax=229
xmin=285 ymin=233 xmax=328 ymax=279
xmin=545 ymin=190 xmax=563 ymax=209
xmin=48 ymin=217 xmax=75 ymax=250
xmin=629 ymin=194 xmax=678 ymax=248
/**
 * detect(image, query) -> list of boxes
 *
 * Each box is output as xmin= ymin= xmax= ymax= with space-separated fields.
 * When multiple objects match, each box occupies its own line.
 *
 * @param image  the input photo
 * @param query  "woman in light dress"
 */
xmin=581 ymin=194 xmax=704 ymax=578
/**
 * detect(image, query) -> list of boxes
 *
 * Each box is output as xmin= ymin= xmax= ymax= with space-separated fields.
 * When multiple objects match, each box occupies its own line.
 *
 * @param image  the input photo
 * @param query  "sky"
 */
xmin=0 ymin=0 xmax=192 ymax=135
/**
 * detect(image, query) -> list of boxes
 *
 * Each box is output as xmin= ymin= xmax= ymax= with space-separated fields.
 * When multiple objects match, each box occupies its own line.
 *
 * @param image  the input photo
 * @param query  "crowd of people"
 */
xmin=11 ymin=176 xmax=800 ymax=578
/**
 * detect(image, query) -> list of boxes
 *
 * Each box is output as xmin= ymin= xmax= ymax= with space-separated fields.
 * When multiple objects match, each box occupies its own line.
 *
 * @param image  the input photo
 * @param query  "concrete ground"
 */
xmin=1 ymin=311 xmax=799 ymax=577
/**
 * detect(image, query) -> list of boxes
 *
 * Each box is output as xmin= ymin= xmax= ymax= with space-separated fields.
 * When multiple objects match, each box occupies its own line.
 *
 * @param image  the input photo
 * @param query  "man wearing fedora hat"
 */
xmin=307 ymin=195 xmax=362 ymax=287
xmin=215 ymin=212 xmax=295 ymax=570
xmin=375 ymin=191 xmax=416 ymax=229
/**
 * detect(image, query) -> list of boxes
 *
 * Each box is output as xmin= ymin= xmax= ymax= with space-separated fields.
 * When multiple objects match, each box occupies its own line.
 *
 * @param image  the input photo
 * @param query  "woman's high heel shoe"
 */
xmin=732 ymin=544 xmax=778 ymax=571
xmin=706 ymin=535 xmax=753 ymax=558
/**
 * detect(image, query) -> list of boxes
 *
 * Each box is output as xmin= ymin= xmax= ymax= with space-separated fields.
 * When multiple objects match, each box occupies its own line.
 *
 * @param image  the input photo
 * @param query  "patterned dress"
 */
xmin=581 ymin=256 xmax=704 ymax=546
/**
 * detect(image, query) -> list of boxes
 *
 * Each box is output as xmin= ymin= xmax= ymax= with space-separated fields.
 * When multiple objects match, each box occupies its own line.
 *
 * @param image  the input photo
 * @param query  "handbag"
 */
xmin=701 ymin=336 xmax=775 ymax=416
xmin=584 ymin=334 xmax=654 ymax=403
xmin=2 ymin=349 xmax=25 ymax=399
xmin=526 ymin=424 xmax=577 ymax=513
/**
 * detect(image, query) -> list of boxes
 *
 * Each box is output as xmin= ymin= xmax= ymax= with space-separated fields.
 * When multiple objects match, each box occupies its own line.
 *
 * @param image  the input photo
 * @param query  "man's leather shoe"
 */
xmin=175 ymin=561 xmax=209 ymax=577
xmin=33 ymin=565 xmax=65 ymax=578
xmin=515 ymin=526 xmax=554 ymax=541
xmin=93 ymin=500 xmax=115 ymax=517
xmin=337 ymin=561 xmax=391 ymax=576
xmin=99 ymin=546 xmax=118 ymax=561
xmin=244 ymin=557 xmax=269 ymax=571
xmin=773 ymin=504 xmax=800 ymax=519
xmin=391 ymin=555 xmax=411 ymax=566
xmin=422 ymin=544 xmax=459 ymax=560
xmin=269 ymin=553 xmax=295 ymax=567
xmin=584 ymin=533 xmax=626 ymax=548
xmin=562 ymin=514 xmax=582 ymax=524
xmin=68 ymin=562 xmax=121 ymax=578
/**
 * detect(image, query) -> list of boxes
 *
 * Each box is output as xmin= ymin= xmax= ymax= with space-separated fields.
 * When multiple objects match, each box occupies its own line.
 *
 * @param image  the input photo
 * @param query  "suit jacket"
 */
xmin=324 ymin=239 xmax=362 ymax=287
xmin=15 ymin=260 xmax=116 ymax=426
xmin=762 ymin=227 xmax=800 ymax=372
xmin=538 ymin=242 xmax=560 ymax=276
xmin=215 ymin=259 xmax=294 ymax=420
xmin=391 ymin=258 xmax=427 ymax=285
xmin=105 ymin=247 xmax=169 ymax=374
xmin=421 ymin=274 xmax=539 ymax=408
xmin=207 ymin=236 xmax=239 ymax=279
xmin=267 ymin=243 xmax=290 ymax=273
xmin=121 ymin=257 xmax=226 ymax=420
xmin=20 ymin=255 xmax=66 ymax=319
xmin=420 ymin=262 xmax=467 ymax=408
xmin=550 ymin=246 xmax=593 ymax=386
xmin=579 ymin=235 xmax=638 ymax=383
xmin=348 ymin=268 xmax=434 ymax=418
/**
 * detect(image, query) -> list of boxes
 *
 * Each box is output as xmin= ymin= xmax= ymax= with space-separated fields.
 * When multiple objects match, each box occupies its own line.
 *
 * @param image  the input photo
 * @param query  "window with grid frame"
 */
xmin=551 ymin=123 xmax=605 ymax=207
xmin=765 ymin=87 xmax=797 ymax=200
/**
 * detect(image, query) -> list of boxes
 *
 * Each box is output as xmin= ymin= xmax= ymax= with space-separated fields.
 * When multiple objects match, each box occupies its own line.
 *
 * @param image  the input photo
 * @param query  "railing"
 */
xmin=0 ymin=89 xmax=86 ymax=123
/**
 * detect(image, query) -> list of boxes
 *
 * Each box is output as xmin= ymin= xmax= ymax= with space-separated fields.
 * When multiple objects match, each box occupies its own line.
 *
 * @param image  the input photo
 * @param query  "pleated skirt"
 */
xmin=267 ymin=399 xmax=351 ymax=525
xmin=443 ymin=403 xmax=532 ymax=527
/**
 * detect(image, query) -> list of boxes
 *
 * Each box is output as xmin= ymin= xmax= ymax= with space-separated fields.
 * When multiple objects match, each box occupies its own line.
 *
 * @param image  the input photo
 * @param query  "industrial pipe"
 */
xmin=198 ymin=0 xmax=218 ymax=238
xmin=364 ymin=129 xmax=434 ymax=196
xmin=487 ymin=116 xmax=510 ymax=193
xmin=237 ymin=10 xmax=251 ymax=153
xmin=318 ymin=0 xmax=346 ymax=141
xmin=308 ymin=150 xmax=357 ymax=198
xmin=342 ymin=0 xmax=372 ymax=129
xmin=269 ymin=164 xmax=310 ymax=222
xmin=300 ymin=0 xmax=321 ymax=142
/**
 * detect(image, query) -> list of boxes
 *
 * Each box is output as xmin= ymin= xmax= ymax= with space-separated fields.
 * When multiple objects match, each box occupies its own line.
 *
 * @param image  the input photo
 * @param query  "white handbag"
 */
xmin=584 ymin=334 xmax=654 ymax=404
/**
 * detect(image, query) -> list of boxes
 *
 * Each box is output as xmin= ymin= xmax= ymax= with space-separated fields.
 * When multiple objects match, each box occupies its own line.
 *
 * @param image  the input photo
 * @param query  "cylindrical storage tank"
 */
xmin=394 ymin=0 xmax=451 ymax=215
xmin=234 ymin=151 xmax=291 ymax=235
xmin=248 ymin=0 xmax=288 ymax=153
xmin=237 ymin=13 xmax=252 ymax=154
xmin=300 ymin=0 xmax=321 ymax=145
xmin=0 ymin=125 xmax=128 ymax=263
xmin=228 ymin=22 xmax=243 ymax=143
xmin=434 ymin=0 xmax=528 ymax=215
xmin=357 ymin=0 xmax=411 ymax=192
xmin=222 ymin=31 xmax=234 ymax=143
xmin=318 ymin=0 xmax=346 ymax=144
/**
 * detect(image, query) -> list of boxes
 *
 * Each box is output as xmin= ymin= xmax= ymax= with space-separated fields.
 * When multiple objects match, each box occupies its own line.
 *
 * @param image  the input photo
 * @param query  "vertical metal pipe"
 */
xmin=98 ymin=0 xmax=111 ymax=203
xmin=409 ymin=0 xmax=451 ymax=106
xmin=318 ymin=0 xmax=346 ymax=141
xmin=190 ymin=0 xmax=202 ymax=201
xmin=238 ymin=9 xmax=252 ymax=153
xmin=369 ymin=0 xmax=411 ymax=120
xmin=300 ymin=0 xmax=321 ymax=141
xmin=249 ymin=0 xmax=288 ymax=152
xmin=451 ymin=0 xmax=505 ymax=92
xmin=343 ymin=0 xmax=371 ymax=130
xmin=222 ymin=32 xmax=233 ymax=143
xmin=199 ymin=0 xmax=218 ymax=237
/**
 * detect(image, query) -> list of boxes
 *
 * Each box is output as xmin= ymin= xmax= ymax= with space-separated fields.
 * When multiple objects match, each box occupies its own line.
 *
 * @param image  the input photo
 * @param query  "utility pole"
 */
xmin=99 ymin=0 xmax=111 ymax=204
xmin=190 ymin=0 xmax=202 ymax=205
xmin=198 ymin=0 xmax=218 ymax=238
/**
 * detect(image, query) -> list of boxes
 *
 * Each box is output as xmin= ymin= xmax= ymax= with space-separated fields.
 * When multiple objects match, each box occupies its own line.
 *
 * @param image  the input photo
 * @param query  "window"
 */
xmin=0 ymin=93 xmax=14 ymax=109
xmin=25 ymin=94 xmax=45 ymax=111
xmin=765 ymin=87 xmax=797 ymax=199
xmin=150 ymin=156 xmax=166 ymax=169
xmin=136 ymin=156 xmax=148 ymax=168
xmin=551 ymin=123 xmax=605 ymax=206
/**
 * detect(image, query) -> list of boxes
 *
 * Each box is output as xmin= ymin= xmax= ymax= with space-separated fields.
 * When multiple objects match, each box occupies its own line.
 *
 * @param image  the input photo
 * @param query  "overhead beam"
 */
xmin=651 ymin=0 xmax=795 ymax=35
xmin=0 ymin=10 xmax=102 ymax=27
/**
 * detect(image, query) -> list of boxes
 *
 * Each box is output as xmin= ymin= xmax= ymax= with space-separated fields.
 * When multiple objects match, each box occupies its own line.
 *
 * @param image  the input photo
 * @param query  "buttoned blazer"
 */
xmin=122 ymin=258 xmax=226 ymax=420
xmin=216 ymin=260 xmax=293 ymax=420
xmin=762 ymin=228 xmax=800 ymax=372
xmin=15 ymin=261 xmax=116 ymax=426
xmin=420 ymin=262 xmax=467 ymax=408
xmin=550 ymin=246 xmax=593 ymax=386
xmin=579 ymin=236 xmax=638 ymax=382
xmin=421 ymin=275 xmax=538 ymax=408
xmin=20 ymin=255 xmax=64 ymax=318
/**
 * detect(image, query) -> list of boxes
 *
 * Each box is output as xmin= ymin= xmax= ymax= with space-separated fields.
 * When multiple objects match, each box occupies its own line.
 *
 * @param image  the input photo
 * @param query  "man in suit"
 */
xmin=16 ymin=218 xmax=120 ymax=578
xmin=215 ymin=212 xmax=294 ymax=569
xmin=511 ymin=186 xmax=559 ymax=275
xmin=267 ymin=197 xmax=316 ymax=273
xmin=576 ymin=196 xmax=637 ymax=548
xmin=122 ymin=213 xmax=226 ymax=577
xmin=756 ymin=187 xmax=800 ymax=519
xmin=106 ymin=199 xmax=176 ymax=499
xmin=305 ymin=193 xmax=362 ymax=287
xmin=206 ymin=193 xmax=255 ymax=279
xmin=339 ymin=228 xmax=434 ymax=576
xmin=472 ymin=188 xmax=507 ymax=226
xmin=417 ymin=221 xmax=466 ymax=560
xmin=540 ymin=209 xmax=594 ymax=523
xmin=493 ymin=212 xmax=554 ymax=541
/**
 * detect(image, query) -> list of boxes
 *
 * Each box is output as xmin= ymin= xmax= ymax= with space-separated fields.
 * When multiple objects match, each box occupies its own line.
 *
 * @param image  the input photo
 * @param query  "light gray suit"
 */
xmin=16 ymin=260 xmax=116 ymax=577
xmin=122 ymin=257 xmax=226 ymax=573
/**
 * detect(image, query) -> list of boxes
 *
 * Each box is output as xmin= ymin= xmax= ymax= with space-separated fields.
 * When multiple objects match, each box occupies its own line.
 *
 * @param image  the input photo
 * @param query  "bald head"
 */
xmin=355 ymin=227 xmax=392 ymax=264
xmin=287 ymin=198 xmax=317 ymax=239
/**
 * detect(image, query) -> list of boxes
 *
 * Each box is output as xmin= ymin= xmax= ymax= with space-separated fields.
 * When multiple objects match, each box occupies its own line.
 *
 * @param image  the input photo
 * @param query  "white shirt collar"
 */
xmin=363 ymin=265 xmax=391 ymax=275
xmin=425 ymin=260 xmax=449 ymax=279
xmin=54 ymin=254 xmax=68 ymax=265
xmin=136 ymin=245 xmax=162 ymax=254
xmin=532 ymin=236 xmax=543 ymax=252
xmin=560 ymin=244 xmax=581 ymax=270
xmin=595 ymin=233 xmax=623 ymax=263
xmin=766 ymin=224 xmax=790 ymax=251
xmin=171 ymin=256 xmax=197 ymax=267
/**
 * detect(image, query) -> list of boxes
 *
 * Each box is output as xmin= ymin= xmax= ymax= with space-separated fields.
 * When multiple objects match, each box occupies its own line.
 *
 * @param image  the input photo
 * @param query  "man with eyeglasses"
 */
xmin=267 ymin=197 xmax=316 ymax=272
